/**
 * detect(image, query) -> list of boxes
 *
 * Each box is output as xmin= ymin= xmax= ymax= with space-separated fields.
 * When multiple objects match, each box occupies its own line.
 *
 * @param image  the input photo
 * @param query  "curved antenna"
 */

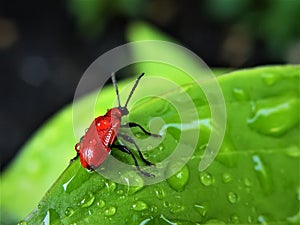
xmin=124 ymin=73 xmax=145 ymax=108
xmin=111 ymin=72 xmax=121 ymax=108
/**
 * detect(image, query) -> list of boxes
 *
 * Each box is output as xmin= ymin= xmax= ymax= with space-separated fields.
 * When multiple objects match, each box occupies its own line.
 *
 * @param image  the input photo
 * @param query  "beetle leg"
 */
xmin=70 ymin=153 xmax=79 ymax=164
xmin=117 ymin=133 xmax=155 ymax=167
xmin=86 ymin=165 xmax=94 ymax=172
xmin=120 ymin=122 xmax=161 ymax=137
xmin=112 ymin=143 xmax=154 ymax=177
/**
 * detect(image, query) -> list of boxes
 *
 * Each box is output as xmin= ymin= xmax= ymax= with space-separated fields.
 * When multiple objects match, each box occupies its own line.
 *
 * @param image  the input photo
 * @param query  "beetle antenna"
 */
xmin=124 ymin=73 xmax=145 ymax=108
xmin=111 ymin=72 xmax=121 ymax=108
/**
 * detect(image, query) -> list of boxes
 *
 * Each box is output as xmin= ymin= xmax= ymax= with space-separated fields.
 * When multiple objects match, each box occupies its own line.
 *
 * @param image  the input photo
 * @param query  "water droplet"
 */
xmin=227 ymin=192 xmax=239 ymax=204
xmin=199 ymin=172 xmax=214 ymax=186
xmin=244 ymin=178 xmax=252 ymax=187
xmin=166 ymin=165 xmax=189 ymax=191
xmin=194 ymin=202 xmax=208 ymax=216
xmin=169 ymin=202 xmax=184 ymax=214
xmin=232 ymin=88 xmax=248 ymax=101
xmin=132 ymin=200 xmax=148 ymax=211
xmin=104 ymin=206 xmax=116 ymax=216
xmin=154 ymin=188 xmax=165 ymax=200
xmin=62 ymin=168 xmax=94 ymax=193
xmin=261 ymin=73 xmax=280 ymax=86
xmin=252 ymin=155 xmax=272 ymax=195
xmin=43 ymin=209 xmax=60 ymax=225
xmin=78 ymin=192 xmax=95 ymax=207
xmin=121 ymin=171 xmax=144 ymax=194
xmin=204 ymin=219 xmax=226 ymax=224
xmin=248 ymin=97 xmax=299 ymax=136
xmin=96 ymin=200 xmax=105 ymax=208
xmin=285 ymin=145 xmax=300 ymax=158
xmin=139 ymin=218 xmax=152 ymax=225
xmin=117 ymin=189 xmax=124 ymax=195
xmin=248 ymin=216 xmax=254 ymax=223
xmin=147 ymin=144 xmax=153 ymax=150
xmin=37 ymin=203 xmax=43 ymax=209
xmin=159 ymin=145 xmax=164 ymax=151
xmin=164 ymin=201 xmax=170 ymax=208
xmin=160 ymin=214 xmax=177 ymax=225
xmin=258 ymin=214 xmax=270 ymax=224
xmin=222 ymin=173 xmax=233 ymax=183
xmin=105 ymin=181 xmax=117 ymax=193
xmin=230 ymin=214 xmax=239 ymax=224
xmin=65 ymin=207 xmax=74 ymax=217
xmin=62 ymin=175 xmax=75 ymax=192
xmin=18 ymin=221 xmax=27 ymax=225
xmin=150 ymin=205 xmax=158 ymax=213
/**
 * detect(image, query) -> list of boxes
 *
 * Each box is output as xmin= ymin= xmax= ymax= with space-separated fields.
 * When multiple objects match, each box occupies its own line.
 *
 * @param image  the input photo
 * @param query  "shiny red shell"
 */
xmin=75 ymin=108 xmax=122 ymax=169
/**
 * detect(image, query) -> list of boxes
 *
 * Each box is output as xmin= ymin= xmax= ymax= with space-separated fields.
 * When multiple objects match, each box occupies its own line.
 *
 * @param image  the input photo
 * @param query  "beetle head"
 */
xmin=119 ymin=107 xmax=129 ymax=116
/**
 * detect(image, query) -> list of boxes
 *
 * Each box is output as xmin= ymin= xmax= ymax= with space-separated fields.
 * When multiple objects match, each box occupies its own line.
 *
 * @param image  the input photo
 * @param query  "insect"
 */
xmin=72 ymin=73 xmax=160 ymax=177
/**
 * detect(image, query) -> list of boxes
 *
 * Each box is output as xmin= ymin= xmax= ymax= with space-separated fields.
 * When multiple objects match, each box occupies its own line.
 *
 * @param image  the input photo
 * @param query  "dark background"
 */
xmin=0 ymin=0 xmax=299 ymax=170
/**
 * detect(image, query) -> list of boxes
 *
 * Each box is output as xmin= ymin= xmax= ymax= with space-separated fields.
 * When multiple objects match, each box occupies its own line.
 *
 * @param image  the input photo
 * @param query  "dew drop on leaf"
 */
xmin=64 ymin=207 xmax=74 ymax=217
xmin=166 ymin=165 xmax=189 ymax=192
xmin=199 ymin=171 xmax=214 ymax=186
xmin=159 ymin=145 xmax=164 ymax=151
xmin=244 ymin=178 xmax=252 ymax=187
xmin=43 ymin=209 xmax=60 ymax=225
xmin=194 ymin=202 xmax=208 ymax=217
xmin=252 ymin=154 xmax=272 ymax=195
xmin=17 ymin=221 xmax=27 ymax=225
xmin=169 ymin=202 xmax=184 ymax=214
xmin=150 ymin=205 xmax=158 ymax=213
xmin=261 ymin=72 xmax=280 ymax=86
xmin=116 ymin=189 xmax=124 ymax=196
xmin=104 ymin=206 xmax=116 ymax=216
xmin=96 ymin=200 xmax=106 ymax=208
xmin=146 ymin=144 xmax=153 ymax=150
xmin=105 ymin=181 xmax=117 ymax=193
xmin=230 ymin=214 xmax=240 ymax=224
xmin=258 ymin=214 xmax=271 ymax=224
xmin=154 ymin=188 xmax=165 ymax=200
xmin=62 ymin=175 xmax=75 ymax=192
xmin=139 ymin=217 xmax=152 ymax=225
xmin=248 ymin=97 xmax=299 ymax=136
xmin=132 ymin=200 xmax=148 ymax=211
xmin=227 ymin=192 xmax=239 ymax=204
xmin=285 ymin=145 xmax=300 ymax=158
xmin=121 ymin=171 xmax=144 ymax=194
xmin=222 ymin=172 xmax=233 ymax=183
xmin=232 ymin=88 xmax=248 ymax=101
xmin=78 ymin=192 xmax=95 ymax=208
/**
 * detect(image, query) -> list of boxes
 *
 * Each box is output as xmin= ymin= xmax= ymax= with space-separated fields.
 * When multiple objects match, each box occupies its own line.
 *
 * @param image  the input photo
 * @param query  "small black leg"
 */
xmin=112 ymin=143 xmax=154 ymax=177
xmin=70 ymin=153 xmax=79 ymax=164
xmin=86 ymin=166 xmax=94 ymax=172
xmin=117 ymin=133 xmax=155 ymax=167
xmin=121 ymin=122 xmax=161 ymax=137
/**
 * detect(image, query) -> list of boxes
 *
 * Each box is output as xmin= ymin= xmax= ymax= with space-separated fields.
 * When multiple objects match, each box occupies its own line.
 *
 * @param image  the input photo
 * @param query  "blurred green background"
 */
xmin=1 ymin=0 xmax=299 ymax=170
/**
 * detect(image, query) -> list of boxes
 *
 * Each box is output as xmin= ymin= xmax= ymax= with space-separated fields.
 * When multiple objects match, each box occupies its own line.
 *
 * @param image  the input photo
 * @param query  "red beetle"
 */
xmin=72 ymin=73 xmax=159 ymax=177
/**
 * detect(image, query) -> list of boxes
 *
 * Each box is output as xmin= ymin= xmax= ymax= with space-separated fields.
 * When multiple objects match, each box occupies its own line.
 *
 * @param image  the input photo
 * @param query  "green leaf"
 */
xmin=2 ymin=65 xmax=298 ymax=225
